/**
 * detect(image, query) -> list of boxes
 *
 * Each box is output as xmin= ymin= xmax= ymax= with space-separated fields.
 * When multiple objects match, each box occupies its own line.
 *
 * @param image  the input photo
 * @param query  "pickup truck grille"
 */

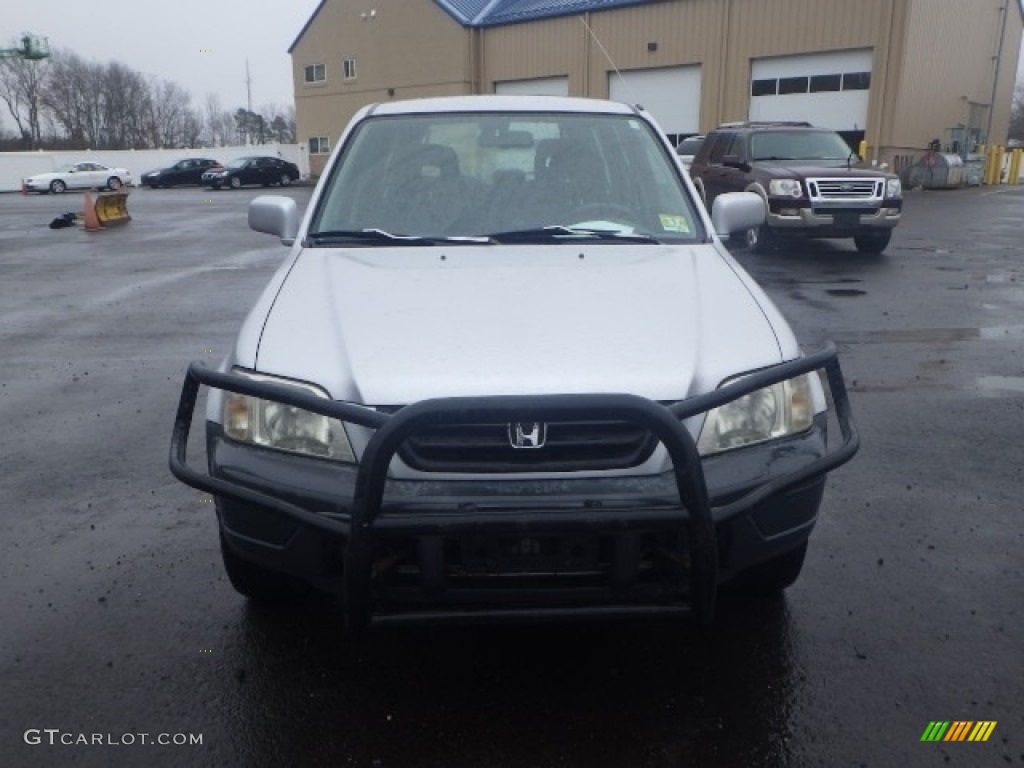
xmin=808 ymin=179 xmax=883 ymax=199
xmin=398 ymin=421 xmax=659 ymax=473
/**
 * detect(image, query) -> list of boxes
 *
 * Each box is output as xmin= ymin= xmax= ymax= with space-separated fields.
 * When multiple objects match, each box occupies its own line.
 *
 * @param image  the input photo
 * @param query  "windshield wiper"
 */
xmin=305 ymin=229 xmax=494 ymax=247
xmin=485 ymin=225 xmax=660 ymax=244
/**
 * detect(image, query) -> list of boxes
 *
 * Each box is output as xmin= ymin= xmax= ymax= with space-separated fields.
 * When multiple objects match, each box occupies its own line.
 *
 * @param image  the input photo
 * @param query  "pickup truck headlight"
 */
xmin=885 ymin=178 xmax=902 ymax=198
xmin=222 ymin=370 xmax=356 ymax=463
xmin=697 ymin=374 xmax=814 ymax=456
xmin=768 ymin=179 xmax=802 ymax=197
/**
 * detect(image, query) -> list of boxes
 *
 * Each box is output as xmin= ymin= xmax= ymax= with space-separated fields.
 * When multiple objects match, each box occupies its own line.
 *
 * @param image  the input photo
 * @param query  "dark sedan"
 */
xmin=141 ymin=158 xmax=221 ymax=188
xmin=201 ymin=156 xmax=300 ymax=190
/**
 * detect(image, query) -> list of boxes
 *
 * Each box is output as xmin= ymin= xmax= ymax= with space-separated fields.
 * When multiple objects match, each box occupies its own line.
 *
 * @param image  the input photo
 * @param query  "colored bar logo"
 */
xmin=921 ymin=721 xmax=997 ymax=742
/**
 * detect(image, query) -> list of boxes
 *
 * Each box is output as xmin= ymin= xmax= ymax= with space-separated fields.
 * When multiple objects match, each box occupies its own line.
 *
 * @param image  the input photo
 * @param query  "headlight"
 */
xmin=768 ymin=179 xmax=802 ymax=197
xmin=885 ymin=178 xmax=901 ymax=198
xmin=222 ymin=370 xmax=356 ymax=462
xmin=697 ymin=374 xmax=814 ymax=456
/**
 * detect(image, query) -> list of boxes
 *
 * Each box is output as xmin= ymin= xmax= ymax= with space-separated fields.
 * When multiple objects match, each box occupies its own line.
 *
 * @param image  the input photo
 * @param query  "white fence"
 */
xmin=0 ymin=144 xmax=311 ymax=193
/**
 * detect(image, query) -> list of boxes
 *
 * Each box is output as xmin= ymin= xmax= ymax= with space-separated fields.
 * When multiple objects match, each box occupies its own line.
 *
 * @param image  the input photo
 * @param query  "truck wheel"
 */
xmin=220 ymin=533 xmax=304 ymax=602
xmin=731 ymin=542 xmax=807 ymax=598
xmin=745 ymin=224 xmax=776 ymax=254
xmin=853 ymin=232 xmax=891 ymax=254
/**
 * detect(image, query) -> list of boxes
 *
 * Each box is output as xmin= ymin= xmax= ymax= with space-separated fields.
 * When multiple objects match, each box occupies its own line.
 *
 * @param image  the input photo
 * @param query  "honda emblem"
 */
xmin=508 ymin=422 xmax=547 ymax=449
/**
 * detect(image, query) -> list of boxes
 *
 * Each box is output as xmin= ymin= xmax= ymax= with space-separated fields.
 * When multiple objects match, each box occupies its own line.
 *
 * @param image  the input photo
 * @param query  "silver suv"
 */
xmin=170 ymin=96 xmax=858 ymax=632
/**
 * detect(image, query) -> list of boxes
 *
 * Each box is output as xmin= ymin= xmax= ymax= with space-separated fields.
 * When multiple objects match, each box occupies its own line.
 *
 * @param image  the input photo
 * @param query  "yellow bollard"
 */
xmin=984 ymin=145 xmax=998 ymax=185
xmin=1009 ymin=148 xmax=1023 ymax=185
xmin=857 ymin=139 xmax=868 ymax=161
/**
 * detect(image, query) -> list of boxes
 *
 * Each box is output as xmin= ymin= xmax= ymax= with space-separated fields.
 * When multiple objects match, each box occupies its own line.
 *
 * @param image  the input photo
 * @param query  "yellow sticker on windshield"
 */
xmin=659 ymin=214 xmax=691 ymax=233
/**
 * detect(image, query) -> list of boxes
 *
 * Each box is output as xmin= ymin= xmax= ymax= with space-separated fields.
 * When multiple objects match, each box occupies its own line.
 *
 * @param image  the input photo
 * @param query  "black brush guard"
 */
xmin=169 ymin=343 xmax=858 ymax=631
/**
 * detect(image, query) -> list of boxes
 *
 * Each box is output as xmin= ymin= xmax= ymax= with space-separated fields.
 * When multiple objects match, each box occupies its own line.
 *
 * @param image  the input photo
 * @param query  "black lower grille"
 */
xmin=397 ymin=420 xmax=659 ymax=472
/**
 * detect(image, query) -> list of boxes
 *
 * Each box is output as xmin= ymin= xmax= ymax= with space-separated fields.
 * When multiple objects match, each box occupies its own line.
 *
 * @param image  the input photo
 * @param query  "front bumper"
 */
xmin=169 ymin=345 xmax=858 ymax=630
xmin=767 ymin=199 xmax=902 ymax=236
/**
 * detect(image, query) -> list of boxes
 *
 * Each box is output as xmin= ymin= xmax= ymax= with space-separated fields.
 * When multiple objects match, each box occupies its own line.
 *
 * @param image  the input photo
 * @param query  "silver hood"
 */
xmin=255 ymin=244 xmax=783 ymax=405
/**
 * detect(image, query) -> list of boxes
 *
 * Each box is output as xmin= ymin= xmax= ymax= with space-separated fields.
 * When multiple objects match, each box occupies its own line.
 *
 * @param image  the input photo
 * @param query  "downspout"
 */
xmin=717 ymin=0 xmax=731 ymax=124
xmin=583 ymin=12 xmax=591 ymax=96
xmin=871 ymin=0 xmax=899 ymax=164
xmin=985 ymin=0 xmax=1009 ymax=144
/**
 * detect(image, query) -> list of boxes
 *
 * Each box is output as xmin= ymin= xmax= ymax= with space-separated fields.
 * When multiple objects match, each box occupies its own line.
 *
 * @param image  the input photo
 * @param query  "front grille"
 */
xmin=398 ymin=420 xmax=659 ymax=473
xmin=808 ymin=178 xmax=882 ymax=200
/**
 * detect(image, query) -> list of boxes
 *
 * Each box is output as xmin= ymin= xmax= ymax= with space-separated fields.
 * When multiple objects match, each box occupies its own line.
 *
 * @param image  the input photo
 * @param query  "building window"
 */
xmin=309 ymin=136 xmax=330 ymax=155
xmin=751 ymin=78 xmax=777 ymax=96
xmin=777 ymin=76 xmax=808 ymax=95
xmin=304 ymin=63 xmax=326 ymax=84
xmin=842 ymin=71 xmax=871 ymax=90
xmin=810 ymin=74 xmax=842 ymax=93
xmin=343 ymin=58 xmax=357 ymax=80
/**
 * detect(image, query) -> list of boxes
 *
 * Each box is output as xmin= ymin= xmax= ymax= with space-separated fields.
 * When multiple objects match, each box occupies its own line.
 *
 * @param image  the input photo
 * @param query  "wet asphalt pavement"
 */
xmin=0 ymin=184 xmax=1021 ymax=767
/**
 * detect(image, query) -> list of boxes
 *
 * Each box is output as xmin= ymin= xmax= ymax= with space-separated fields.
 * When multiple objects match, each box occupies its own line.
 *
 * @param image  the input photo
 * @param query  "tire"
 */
xmin=148 ymin=183 xmax=160 ymax=190
xmin=745 ymin=223 xmax=776 ymax=254
xmin=229 ymin=176 xmax=242 ymax=190
xmin=730 ymin=543 xmax=808 ymax=598
xmin=279 ymin=173 xmax=292 ymax=187
xmin=853 ymin=231 xmax=891 ymax=254
xmin=106 ymin=176 xmax=122 ymax=190
xmin=50 ymin=179 xmax=66 ymax=194
xmin=219 ymin=532 xmax=304 ymax=602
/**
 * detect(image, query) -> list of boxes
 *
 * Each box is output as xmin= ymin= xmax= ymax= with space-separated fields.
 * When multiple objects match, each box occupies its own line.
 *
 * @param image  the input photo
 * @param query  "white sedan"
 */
xmin=23 ymin=162 xmax=132 ymax=194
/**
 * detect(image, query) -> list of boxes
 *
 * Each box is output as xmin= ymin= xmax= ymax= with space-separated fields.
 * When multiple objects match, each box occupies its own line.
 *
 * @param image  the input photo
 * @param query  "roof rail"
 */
xmin=716 ymin=120 xmax=815 ymax=128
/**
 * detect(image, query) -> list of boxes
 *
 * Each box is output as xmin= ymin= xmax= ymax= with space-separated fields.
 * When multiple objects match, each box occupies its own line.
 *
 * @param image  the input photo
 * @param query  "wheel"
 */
xmin=745 ymin=223 xmax=776 ymax=253
xmin=219 ymin=532 xmax=304 ymax=601
xmin=50 ymin=179 xmax=66 ymax=194
xmin=229 ymin=176 xmax=242 ymax=189
xmin=106 ymin=176 xmax=122 ymax=190
xmin=279 ymin=173 xmax=292 ymax=187
xmin=730 ymin=543 xmax=807 ymax=598
xmin=853 ymin=231 xmax=891 ymax=254
xmin=148 ymin=183 xmax=160 ymax=190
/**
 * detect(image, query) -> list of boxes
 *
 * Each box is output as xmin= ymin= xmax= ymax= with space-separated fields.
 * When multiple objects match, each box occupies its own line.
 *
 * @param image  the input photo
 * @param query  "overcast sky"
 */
xmin=3 ymin=0 xmax=322 ymax=113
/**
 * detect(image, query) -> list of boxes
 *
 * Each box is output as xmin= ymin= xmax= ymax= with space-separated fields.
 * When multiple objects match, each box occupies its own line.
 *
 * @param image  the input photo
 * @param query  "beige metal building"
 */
xmin=290 ymin=0 xmax=1023 ymax=175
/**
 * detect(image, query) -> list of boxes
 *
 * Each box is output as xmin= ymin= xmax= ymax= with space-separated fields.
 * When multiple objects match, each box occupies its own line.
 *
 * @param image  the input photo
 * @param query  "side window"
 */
xmin=707 ymin=133 xmax=735 ymax=164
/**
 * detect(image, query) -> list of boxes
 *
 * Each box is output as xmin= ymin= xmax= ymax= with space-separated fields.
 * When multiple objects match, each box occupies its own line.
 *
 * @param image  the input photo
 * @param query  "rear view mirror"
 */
xmin=478 ymin=129 xmax=534 ymax=149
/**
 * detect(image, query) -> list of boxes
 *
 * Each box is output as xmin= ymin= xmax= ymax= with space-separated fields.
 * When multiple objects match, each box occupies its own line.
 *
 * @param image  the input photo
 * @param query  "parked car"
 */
xmin=141 ymin=158 xmax=222 ymax=188
xmin=675 ymin=134 xmax=706 ymax=168
xmin=202 ymin=156 xmax=299 ymax=189
xmin=688 ymin=121 xmax=902 ymax=254
xmin=23 ymin=162 xmax=132 ymax=194
xmin=169 ymin=96 xmax=858 ymax=633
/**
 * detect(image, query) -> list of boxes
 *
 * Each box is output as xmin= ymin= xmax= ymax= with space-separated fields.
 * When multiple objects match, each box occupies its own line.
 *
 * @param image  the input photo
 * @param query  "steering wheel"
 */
xmin=570 ymin=202 xmax=638 ymax=226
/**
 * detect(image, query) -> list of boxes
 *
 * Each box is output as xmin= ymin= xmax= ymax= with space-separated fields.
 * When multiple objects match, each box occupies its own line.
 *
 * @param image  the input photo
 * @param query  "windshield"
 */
xmin=750 ymin=130 xmax=855 ymax=161
xmin=310 ymin=111 xmax=703 ymax=243
xmin=55 ymin=164 xmax=76 ymax=172
xmin=226 ymin=158 xmax=248 ymax=169
xmin=676 ymin=136 xmax=704 ymax=155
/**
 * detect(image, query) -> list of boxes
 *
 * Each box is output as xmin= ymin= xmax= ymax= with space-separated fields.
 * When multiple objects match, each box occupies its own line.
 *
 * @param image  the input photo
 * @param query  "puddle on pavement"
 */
xmin=825 ymin=288 xmax=867 ymax=297
xmin=986 ymin=271 xmax=1019 ymax=284
xmin=834 ymin=326 xmax=1024 ymax=344
xmin=976 ymin=376 xmax=1024 ymax=394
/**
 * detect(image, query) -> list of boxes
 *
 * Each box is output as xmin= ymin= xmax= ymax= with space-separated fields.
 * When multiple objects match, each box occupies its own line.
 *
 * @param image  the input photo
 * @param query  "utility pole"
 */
xmin=245 ymin=59 xmax=253 ymax=113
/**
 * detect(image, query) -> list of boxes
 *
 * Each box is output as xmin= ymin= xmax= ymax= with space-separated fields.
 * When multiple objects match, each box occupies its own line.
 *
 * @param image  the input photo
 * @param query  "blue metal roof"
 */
xmin=434 ymin=0 xmax=659 ymax=27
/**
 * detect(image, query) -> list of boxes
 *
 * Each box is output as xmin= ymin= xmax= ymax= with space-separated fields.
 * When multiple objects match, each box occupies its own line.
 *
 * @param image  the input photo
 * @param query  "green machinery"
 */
xmin=0 ymin=34 xmax=49 ymax=60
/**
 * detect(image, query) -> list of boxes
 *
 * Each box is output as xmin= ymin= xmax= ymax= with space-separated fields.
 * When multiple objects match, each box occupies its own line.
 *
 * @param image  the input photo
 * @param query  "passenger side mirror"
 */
xmin=710 ymin=191 xmax=765 ymax=238
xmin=721 ymin=155 xmax=749 ymax=171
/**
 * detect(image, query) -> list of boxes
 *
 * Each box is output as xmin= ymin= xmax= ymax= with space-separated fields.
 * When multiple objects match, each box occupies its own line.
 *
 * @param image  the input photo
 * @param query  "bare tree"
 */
xmin=0 ymin=46 xmax=50 ymax=148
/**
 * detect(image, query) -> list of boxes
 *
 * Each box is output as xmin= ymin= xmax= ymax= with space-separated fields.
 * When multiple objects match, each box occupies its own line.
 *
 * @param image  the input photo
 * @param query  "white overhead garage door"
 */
xmin=749 ymin=49 xmax=873 ymax=131
xmin=495 ymin=76 xmax=569 ymax=97
xmin=608 ymin=65 xmax=701 ymax=136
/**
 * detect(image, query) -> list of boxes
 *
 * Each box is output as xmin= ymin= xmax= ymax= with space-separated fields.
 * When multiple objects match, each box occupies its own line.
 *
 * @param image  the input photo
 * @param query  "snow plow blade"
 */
xmin=94 ymin=191 xmax=131 ymax=226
